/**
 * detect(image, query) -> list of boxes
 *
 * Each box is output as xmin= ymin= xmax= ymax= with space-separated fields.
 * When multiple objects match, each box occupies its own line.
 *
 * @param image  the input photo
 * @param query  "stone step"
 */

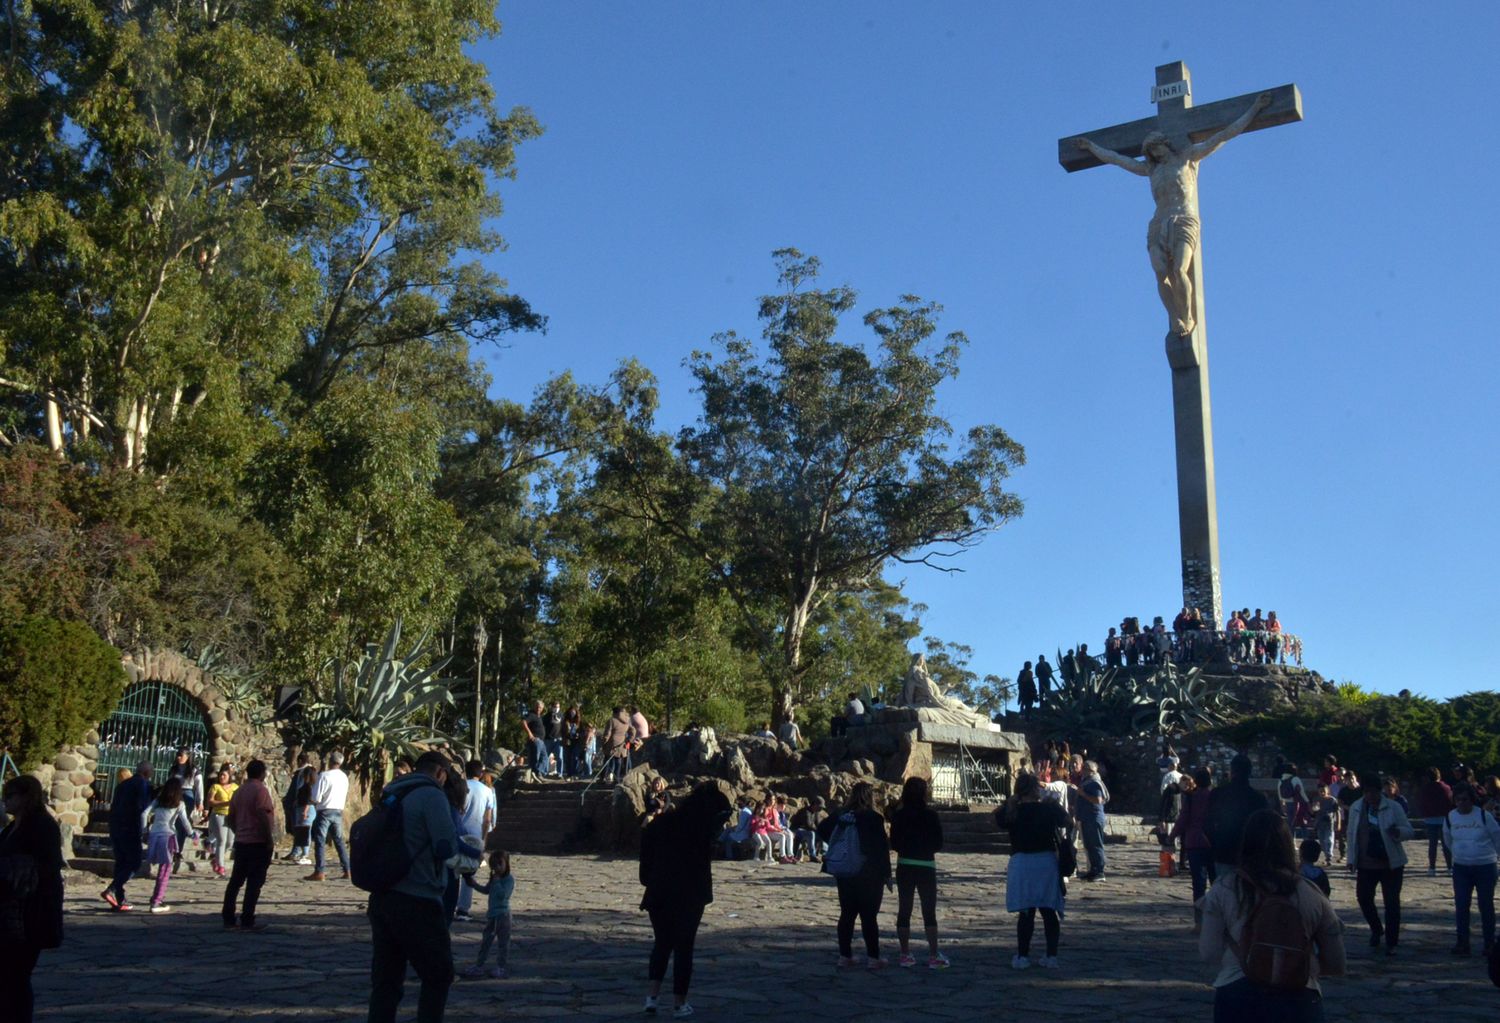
xmin=67 ymin=856 xmax=115 ymax=878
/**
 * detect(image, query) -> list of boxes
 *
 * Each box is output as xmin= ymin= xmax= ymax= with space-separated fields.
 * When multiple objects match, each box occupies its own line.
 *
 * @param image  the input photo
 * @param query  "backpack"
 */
xmin=821 ymin=812 xmax=867 ymax=879
xmin=1055 ymin=823 xmax=1078 ymax=879
xmin=349 ymin=775 xmax=438 ymax=894
xmin=1279 ymin=777 xmax=1297 ymax=800
xmin=1235 ymin=874 xmax=1314 ymax=992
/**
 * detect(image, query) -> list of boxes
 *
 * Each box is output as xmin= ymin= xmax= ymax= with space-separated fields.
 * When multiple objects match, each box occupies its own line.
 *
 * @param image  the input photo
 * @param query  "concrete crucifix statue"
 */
xmin=1058 ymin=62 xmax=1302 ymax=628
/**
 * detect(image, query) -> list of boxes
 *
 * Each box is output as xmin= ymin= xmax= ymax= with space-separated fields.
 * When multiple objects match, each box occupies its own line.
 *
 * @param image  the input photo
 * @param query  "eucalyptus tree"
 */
xmin=605 ymin=250 xmax=1026 ymax=724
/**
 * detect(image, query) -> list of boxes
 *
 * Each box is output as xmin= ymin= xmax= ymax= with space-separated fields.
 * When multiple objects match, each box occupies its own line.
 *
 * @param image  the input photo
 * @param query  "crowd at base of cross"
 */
xmin=4 ymin=739 xmax=1500 ymax=1023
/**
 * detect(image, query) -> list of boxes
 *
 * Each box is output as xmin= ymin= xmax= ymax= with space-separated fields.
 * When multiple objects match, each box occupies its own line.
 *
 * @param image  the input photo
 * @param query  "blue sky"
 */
xmin=470 ymin=4 xmax=1500 ymax=700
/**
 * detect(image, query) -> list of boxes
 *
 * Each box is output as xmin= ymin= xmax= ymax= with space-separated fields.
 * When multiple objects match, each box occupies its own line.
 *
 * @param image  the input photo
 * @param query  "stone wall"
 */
xmin=1094 ymin=732 xmax=1289 ymax=817
xmin=34 ymin=647 xmax=290 ymax=861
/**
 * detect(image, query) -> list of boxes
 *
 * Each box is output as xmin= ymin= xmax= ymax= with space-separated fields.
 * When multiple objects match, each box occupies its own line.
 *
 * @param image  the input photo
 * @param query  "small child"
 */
xmin=461 ymin=849 xmax=514 ymax=980
xmin=290 ymin=779 xmax=316 ymax=865
xmin=144 ymin=777 xmax=191 ymax=913
xmin=1299 ymin=838 xmax=1331 ymax=897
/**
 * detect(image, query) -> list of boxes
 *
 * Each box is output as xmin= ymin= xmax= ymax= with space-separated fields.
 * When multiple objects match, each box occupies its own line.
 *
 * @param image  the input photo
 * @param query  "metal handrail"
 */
xmin=1 ymin=751 xmax=21 ymax=784
xmin=578 ymin=746 xmax=630 ymax=806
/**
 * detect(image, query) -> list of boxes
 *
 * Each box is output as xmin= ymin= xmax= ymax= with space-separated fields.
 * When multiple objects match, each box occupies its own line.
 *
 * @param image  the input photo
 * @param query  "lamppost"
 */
xmin=472 ymin=619 xmax=488 ymax=757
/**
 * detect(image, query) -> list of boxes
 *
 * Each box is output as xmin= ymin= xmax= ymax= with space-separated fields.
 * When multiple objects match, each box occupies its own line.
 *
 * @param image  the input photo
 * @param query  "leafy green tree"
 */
xmin=0 ymin=616 xmax=127 ymax=769
xmin=604 ymin=250 xmax=1025 ymax=724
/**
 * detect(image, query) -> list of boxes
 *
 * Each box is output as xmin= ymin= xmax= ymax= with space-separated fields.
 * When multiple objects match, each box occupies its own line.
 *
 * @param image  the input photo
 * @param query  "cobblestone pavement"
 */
xmin=39 ymin=843 xmax=1495 ymax=1022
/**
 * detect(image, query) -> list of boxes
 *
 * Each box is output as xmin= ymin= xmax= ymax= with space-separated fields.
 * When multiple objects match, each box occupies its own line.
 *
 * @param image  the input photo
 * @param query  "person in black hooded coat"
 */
xmin=639 ymin=781 xmax=733 ymax=1017
xmin=0 ymin=775 xmax=65 ymax=1023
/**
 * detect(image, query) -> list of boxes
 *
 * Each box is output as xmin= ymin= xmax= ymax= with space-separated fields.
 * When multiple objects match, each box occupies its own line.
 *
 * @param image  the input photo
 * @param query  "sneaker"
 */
xmin=1011 ymin=954 xmax=1032 ymax=970
xmin=149 ymin=903 xmax=172 ymax=914
xmin=460 ymin=965 xmax=485 ymax=979
xmin=642 ymin=995 xmax=658 ymax=1014
xmin=100 ymin=888 xmax=120 ymax=909
xmin=927 ymin=953 xmax=951 ymax=970
xmin=339 ymin=871 xmax=351 ymax=880
xmin=296 ymin=857 xmax=312 ymax=866
xmin=486 ymin=966 xmax=506 ymax=979
xmin=865 ymin=956 xmax=887 ymax=970
xmin=1428 ymin=868 xmax=1438 ymax=877
xmin=672 ymin=1006 xmax=695 ymax=1019
xmin=304 ymin=871 xmax=326 ymax=881
xmin=115 ymin=901 xmax=134 ymax=912
xmin=1037 ymin=956 xmax=1060 ymax=969
xmin=836 ymin=956 xmax=860 ymax=970
xmin=454 ymin=910 xmax=472 ymax=922
xmin=898 ymin=953 xmax=918 ymax=968
xmin=1368 ymin=929 xmax=1383 ymax=948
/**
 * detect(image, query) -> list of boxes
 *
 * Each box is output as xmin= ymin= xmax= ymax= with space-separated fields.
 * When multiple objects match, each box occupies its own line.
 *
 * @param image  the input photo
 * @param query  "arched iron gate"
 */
xmin=93 ymin=680 xmax=211 ymax=808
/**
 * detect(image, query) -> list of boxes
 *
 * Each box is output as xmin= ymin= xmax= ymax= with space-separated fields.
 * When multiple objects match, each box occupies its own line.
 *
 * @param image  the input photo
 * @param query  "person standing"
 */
xmin=544 ymin=701 xmax=565 ymax=778
xmin=1206 ymin=754 xmax=1273 ymax=881
xmin=1001 ymin=773 xmax=1070 ymax=969
xmin=639 ymin=782 xmax=733 ymax=1017
xmin=629 ymin=705 xmax=652 ymax=746
xmin=1415 ymin=767 xmax=1455 ymax=876
xmin=777 ymin=710 xmax=802 ymax=751
xmin=889 ymin=777 xmax=948 ymax=969
xmin=563 ymin=705 xmax=584 ymax=777
xmin=1199 ymin=809 xmax=1345 ymax=1022
xmin=460 ymin=848 xmax=515 ymax=980
xmin=101 ymin=761 xmax=153 ymax=911
xmin=1034 ymin=656 xmax=1054 ymax=707
xmin=1016 ymin=662 xmax=1036 ymax=717
xmin=282 ymin=751 xmax=313 ymax=858
xmin=1444 ymin=783 xmax=1500 ymax=957
xmin=601 ymin=706 xmax=633 ymax=783
xmin=306 ymin=751 xmax=351 ymax=881
xmin=817 ymin=781 xmax=892 ymax=969
xmin=367 ymin=751 xmax=460 ymax=1023
xmin=168 ymin=748 xmax=204 ymax=828
xmin=520 ymin=702 xmax=547 ymax=777
xmin=453 ymin=760 xmax=496 ymax=922
xmin=206 ymin=764 xmax=238 ymax=877
xmin=1076 ymin=761 xmax=1110 ymax=881
xmin=223 ymin=759 xmax=276 ymax=931
xmin=1345 ymin=774 xmax=1414 ymax=956
xmin=1173 ymin=767 xmax=1216 ymax=930
xmin=0 ymin=776 xmax=65 ymax=1023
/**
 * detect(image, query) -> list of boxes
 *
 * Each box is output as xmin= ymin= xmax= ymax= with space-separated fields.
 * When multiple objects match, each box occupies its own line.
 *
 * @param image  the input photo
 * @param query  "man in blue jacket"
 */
xmin=367 ymin=751 xmax=459 ymax=1023
xmin=100 ymin=761 xmax=153 ymax=912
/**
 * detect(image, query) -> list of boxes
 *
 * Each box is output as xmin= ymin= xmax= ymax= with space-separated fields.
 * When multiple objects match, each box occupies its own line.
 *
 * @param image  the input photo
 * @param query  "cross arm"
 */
xmin=1058 ymin=83 xmax=1302 ymax=172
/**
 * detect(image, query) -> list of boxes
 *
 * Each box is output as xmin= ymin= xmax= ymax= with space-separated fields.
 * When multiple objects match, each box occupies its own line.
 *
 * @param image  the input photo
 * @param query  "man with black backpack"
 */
xmin=362 ymin=751 xmax=459 ymax=1023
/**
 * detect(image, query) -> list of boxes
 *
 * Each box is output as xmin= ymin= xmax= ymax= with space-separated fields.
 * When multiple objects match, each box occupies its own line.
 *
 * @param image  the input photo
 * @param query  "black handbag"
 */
xmin=1054 ymin=825 xmax=1078 ymax=879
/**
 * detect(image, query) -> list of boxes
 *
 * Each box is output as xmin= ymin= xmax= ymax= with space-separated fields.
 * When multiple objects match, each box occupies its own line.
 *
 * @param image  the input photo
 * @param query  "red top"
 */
xmin=228 ymin=778 xmax=276 ymax=845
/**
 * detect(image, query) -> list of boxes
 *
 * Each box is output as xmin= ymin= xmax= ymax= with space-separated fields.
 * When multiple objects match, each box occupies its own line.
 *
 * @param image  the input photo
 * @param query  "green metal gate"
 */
xmin=93 ymin=681 xmax=211 ymax=808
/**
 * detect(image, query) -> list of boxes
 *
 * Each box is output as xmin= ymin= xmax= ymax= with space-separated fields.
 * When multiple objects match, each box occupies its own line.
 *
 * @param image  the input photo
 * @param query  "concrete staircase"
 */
xmin=935 ymin=805 xmax=1009 ymax=855
xmin=491 ymin=778 xmax=593 ymax=855
xmin=68 ymin=808 xmax=117 ymax=877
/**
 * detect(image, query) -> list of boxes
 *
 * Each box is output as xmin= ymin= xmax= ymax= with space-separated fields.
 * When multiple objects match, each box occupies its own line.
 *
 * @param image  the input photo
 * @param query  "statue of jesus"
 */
xmin=1073 ymin=93 xmax=1271 ymax=337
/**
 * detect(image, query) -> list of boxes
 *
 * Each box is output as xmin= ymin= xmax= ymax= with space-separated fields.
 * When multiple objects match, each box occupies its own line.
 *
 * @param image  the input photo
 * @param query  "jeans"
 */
xmin=835 ymin=875 xmax=884 ymax=959
xmin=108 ymin=826 xmax=143 ymax=900
xmin=795 ymin=829 xmax=826 ymax=859
xmin=546 ymin=738 xmax=563 ymax=776
xmin=1213 ymin=977 xmax=1324 ymax=1023
xmin=222 ymin=841 xmax=272 ymax=927
xmin=530 ymin=737 xmax=549 ymax=774
xmin=367 ymin=889 xmax=454 ymax=1023
xmin=1078 ymin=814 xmax=1107 ymax=877
xmin=476 ymin=912 xmax=512 ymax=969
xmin=1355 ymin=866 xmax=1404 ymax=947
xmin=312 ymin=809 xmax=349 ymax=874
xmin=1453 ymin=860 xmax=1498 ymax=948
xmin=1186 ymin=848 xmax=1217 ymax=904
xmin=1316 ymin=819 xmax=1334 ymax=864
xmin=1426 ymin=821 xmax=1452 ymax=870
xmin=648 ymin=902 xmax=705 ymax=998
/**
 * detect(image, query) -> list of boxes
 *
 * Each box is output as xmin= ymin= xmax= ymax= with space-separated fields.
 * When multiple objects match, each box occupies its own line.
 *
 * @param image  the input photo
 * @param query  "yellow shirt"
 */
xmin=209 ymin=782 xmax=238 ymax=816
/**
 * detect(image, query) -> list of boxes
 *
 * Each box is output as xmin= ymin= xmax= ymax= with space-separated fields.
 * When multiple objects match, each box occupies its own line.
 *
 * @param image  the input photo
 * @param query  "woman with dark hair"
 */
xmin=1173 ymin=766 xmax=1217 ymax=929
xmin=563 ymin=704 xmax=584 ymax=777
xmin=889 ymin=776 xmax=947 ymax=969
xmin=1001 ymin=772 xmax=1070 ymax=969
xmin=1443 ymin=783 xmax=1500 ymax=957
xmin=639 ymin=781 xmax=733 ymax=1018
xmin=1345 ymin=773 xmax=1414 ymax=955
xmin=1199 ymin=809 xmax=1345 ymax=1022
xmin=0 ymin=776 xmax=64 ymax=1023
xmin=817 ymin=781 xmax=893 ymax=970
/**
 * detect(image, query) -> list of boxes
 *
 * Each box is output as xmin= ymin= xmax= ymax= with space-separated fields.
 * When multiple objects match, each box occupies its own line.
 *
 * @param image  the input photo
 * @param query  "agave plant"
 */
xmin=1136 ymin=662 xmax=1238 ymax=737
xmin=297 ymin=618 xmax=460 ymax=785
xmin=189 ymin=643 xmax=275 ymax=730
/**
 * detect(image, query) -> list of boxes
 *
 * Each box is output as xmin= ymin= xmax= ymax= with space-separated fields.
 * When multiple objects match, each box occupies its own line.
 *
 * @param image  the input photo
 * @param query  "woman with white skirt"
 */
xmin=1001 ymin=772 xmax=1071 ymax=969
